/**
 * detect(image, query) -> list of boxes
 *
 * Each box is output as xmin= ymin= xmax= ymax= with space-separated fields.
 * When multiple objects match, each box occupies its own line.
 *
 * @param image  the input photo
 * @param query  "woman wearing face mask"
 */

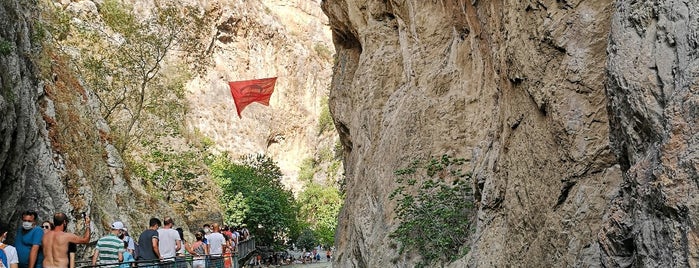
xmin=1 ymin=224 xmax=20 ymax=268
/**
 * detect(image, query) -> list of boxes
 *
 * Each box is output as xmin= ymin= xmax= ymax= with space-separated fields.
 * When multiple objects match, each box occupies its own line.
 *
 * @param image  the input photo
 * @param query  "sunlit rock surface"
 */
xmin=323 ymin=0 xmax=698 ymax=267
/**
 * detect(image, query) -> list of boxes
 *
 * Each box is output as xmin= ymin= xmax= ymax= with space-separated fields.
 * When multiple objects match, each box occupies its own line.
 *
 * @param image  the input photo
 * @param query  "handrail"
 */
xmin=235 ymin=237 xmax=256 ymax=260
xmin=77 ymin=254 xmax=228 ymax=268
xmin=76 ymin=238 xmax=256 ymax=268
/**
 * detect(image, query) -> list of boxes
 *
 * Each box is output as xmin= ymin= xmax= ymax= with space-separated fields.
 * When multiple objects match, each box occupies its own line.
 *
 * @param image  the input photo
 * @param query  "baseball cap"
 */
xmin=111 ymin=221 xmax=126 ymax=230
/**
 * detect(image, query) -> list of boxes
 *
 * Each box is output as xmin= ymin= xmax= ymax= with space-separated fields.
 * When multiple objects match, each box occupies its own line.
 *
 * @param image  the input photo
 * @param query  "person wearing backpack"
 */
xmin=0 ymin=242 xmax=8 ymax=268
xmin=0 ymin=224 xmax=20 ymax=268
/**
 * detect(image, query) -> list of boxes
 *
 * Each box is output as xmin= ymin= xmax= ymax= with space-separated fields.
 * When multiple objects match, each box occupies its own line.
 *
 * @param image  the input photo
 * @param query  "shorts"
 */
xmin=193 ymin=259 xmax=205 ymax=268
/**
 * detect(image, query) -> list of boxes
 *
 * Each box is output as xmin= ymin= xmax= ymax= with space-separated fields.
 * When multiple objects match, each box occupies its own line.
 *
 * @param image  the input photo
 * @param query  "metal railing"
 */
xmin=235 ymin=238 xmax=255 ymax=261
xmin=77 ymin=238 xmax=256 ymax=268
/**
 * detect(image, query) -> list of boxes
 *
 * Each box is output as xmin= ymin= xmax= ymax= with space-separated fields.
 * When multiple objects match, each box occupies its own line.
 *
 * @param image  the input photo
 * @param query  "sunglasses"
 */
xmin=42 ymin=225 xmax=51 ymax=229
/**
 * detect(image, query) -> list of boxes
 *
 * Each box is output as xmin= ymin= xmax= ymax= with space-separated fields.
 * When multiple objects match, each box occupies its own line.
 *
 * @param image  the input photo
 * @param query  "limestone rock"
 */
xmin=1 ymin=0 xmax=335 ymax=255
xmin=0 ymin=0 xmax=180 ymax=250
xmin=600 ymin=1 xmax=699 ymax=266
xmin=323 ymin=0 xmax=697 ymax=266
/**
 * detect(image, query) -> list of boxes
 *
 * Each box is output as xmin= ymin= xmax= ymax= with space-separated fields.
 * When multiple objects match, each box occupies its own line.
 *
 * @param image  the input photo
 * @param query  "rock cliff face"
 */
xmin=0 ymin=0 xmax=179 ymax=245
xmin=0 ymin=0 xmax=334 ymax=254
xmin=323 ymin=0 xmax=698 ymax=267
xmin=600 ymin=1 xmax=699 ymax=267
xmin=184 ymin=0 xmax=336 ymax=192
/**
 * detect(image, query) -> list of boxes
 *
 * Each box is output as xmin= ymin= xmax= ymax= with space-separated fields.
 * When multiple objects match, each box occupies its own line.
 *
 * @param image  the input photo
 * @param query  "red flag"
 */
xmin=228 ymin=77 xmax=277 ymax=118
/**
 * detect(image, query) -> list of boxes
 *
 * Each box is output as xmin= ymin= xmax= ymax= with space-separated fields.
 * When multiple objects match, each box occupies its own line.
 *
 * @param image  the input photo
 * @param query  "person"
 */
xmin=156 ymin=217 xmax=180 ymax=266
xmin=303 ymin=251 xmax=311 ymax=263
xmin=205 ymin=224 xmax=225 ymax=268
xmin=121 ymin=229 xmax=136 ymax=256
xmin=174 ymin=228 xmax=185 ymax=257
xmin=254 ymin=254 xmax=261 ymax=266
xmin=185 ymin=231 xmax=207 ymax=268
xmin=174 ymin=228 xmax=185 ymax=268
xmin=92 ymin=221 xmax=125 ymax=267
xmin=119 ymin=242 xmax=134 ymax=268
xmin=202 ymin=225 xmax=211 ymax=237
xmin=39 ymin=223 xmax=52 ymax=233
xmin=232 ymin=229 xmax=238 ymax=253
xmin=15 ymin=210 xmax=43 ymax=268
xmin=136 ymin=218 xmax=161 ymax=267
xmin=0 ymin=224 xmax=19 ymax=268
xmin=67 ymin=243 xmax=75 ymax=268
xmin=42 ymin=213 xmax=90 ymax=268
xmin=240 ymin=226 xmax=249 ymax=241
xmin=325 ymin=249 xmax=331 ymax=262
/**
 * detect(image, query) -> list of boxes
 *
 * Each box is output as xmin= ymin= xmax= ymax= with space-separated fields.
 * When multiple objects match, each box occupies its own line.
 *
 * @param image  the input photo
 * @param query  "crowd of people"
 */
xmin=0 ymin=211 xmax=251 ymax=268
xmin=247 ymin=245 xmax=332 ymax=267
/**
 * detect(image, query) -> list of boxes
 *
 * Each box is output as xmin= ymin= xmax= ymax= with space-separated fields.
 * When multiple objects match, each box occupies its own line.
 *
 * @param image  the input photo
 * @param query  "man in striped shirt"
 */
xmin=92 ymin=222 xmax=125 ymax=267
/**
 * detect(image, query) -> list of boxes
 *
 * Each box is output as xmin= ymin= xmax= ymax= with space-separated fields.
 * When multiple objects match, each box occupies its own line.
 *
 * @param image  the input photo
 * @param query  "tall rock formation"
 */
xmin=0 ymin=0 xmax=334 ymax=258
xmin=185 ymin=0 xmax=336 ymax=193
xmin=323 ymin=0 xmax=697 ymax=267
xmin=0 ymin=0 xmax=180 ymax=246
xmin=600 ymin=1 xmax=699 ymax=267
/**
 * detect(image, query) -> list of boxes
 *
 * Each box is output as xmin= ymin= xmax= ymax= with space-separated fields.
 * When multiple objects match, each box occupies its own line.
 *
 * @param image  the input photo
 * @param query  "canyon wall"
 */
xmin=0 ymin=0 xmax=334 ymax=256
xmin=323 ymin=0 xmax=698 ymax=267
xmin=0 ymin=0 xmax=179 ymax=246
xmin=600 ymin=1 xmax=699 ymax=267
xmin=183 ymin=0 xmax=337 ymax=192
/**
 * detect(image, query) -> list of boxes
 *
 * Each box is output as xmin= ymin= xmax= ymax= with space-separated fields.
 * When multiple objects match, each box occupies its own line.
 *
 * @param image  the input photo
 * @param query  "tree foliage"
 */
xmin=65 ymin=0 xmax=215 ymax=153
xmin=295 ymin=228 xmax=318 ymax=252
xmin=211 ymin=154 xmax=299 ymax=248
xmin=297 ymin=182 xmax=342 ymax=248
xmin=317 ymin=96 xmax=333 ymax=134
xmin=389 ymin=155 xmax=474 ymax=267
xmin=130 ymin=138 xmax=211 ymax=208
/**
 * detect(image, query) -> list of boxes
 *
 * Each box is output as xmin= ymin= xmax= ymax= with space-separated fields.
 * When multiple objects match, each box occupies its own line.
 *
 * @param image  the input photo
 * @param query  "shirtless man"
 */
xmin=42 ymin=213 xmax=90 ymax=268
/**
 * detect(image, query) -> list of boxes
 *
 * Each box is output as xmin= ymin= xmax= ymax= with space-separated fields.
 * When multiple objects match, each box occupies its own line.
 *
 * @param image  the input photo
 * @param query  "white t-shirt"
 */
xmin=123 ymin=236 xmax=136 ymax=252
xmin=206 ymin=232 xmax=226 ymax=256
xmin=0 ymin=243 xmax=19 ymax=265
xmin=157 ymin=228 xmax=181 ymax=259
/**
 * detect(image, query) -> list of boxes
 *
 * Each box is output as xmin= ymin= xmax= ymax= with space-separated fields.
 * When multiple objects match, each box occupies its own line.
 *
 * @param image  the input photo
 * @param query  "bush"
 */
xmin=314 ymin=43 xmax=332 ymax=61
xmin=296 ymin=228 xmax=318 ymax=251
xmin=317 ymin=97 xmax=333 ymax=134
xmin=0 ymin=40 xmax=12 ymax=55
xmin=389 ymin=155 xmax=474 ymax=267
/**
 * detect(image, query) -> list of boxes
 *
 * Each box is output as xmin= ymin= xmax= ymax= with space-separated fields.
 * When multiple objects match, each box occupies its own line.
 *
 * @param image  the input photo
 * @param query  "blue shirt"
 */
xmin=14 ymin=226 xmax=43 ymax=268
xmin=119 ymin=251 xmax=135 ymax=268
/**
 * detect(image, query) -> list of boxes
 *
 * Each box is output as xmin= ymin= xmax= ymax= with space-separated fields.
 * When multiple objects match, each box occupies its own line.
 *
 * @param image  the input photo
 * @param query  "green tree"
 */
xmin=297 ymin=182 xmax=342 ymax=247
xmin=66 ymin=0 xmax=215 ymax=153
xmin=211 ymin=154 xmax=300 ymax=248
xmin=317 ymin=96 xmax=333 ymax=134
xmin=131 ymin=139 xmax=211 ymax=207
xmin=296 ymin=228 xmax=318 ymax=252
xmin=389 ymin=155 xmax=474 ymax=267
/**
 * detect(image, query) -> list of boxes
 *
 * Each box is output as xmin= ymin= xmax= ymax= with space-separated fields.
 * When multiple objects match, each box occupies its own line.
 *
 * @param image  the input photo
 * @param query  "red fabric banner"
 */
xmin=228 ymin=77 xmax=277 ymax=118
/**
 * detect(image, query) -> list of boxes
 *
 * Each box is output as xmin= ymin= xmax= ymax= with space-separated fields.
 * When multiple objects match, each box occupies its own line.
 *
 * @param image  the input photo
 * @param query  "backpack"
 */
xmin=0 ymin=244 xmax=8 ymax=268
xmin=132 ymin=241 xmax=140 ymax=260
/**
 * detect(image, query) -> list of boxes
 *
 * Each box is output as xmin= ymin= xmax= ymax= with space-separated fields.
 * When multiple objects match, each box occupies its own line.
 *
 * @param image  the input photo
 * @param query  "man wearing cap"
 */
xmin=92 ymin=222 xmax=124 ymax=267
